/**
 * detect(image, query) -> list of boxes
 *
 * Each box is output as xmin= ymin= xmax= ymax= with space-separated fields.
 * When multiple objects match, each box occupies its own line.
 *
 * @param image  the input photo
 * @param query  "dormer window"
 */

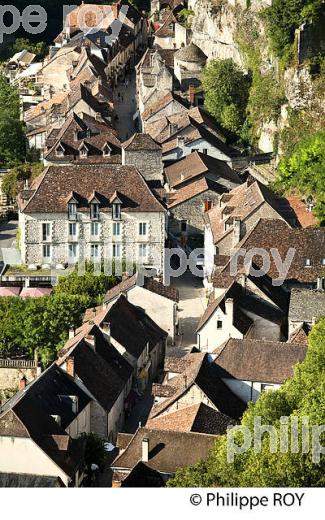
xmin=55 ymin=142 xmax=65 ymax=157
xmin=90 ymin=202 xmax=100 ymax=220
xmin=79 ymin=144 xmax=89 ymax=158
xmin=102 ymin=143 xmax=112 ymax=157
xmin=112 ymin=202 xmax=121 ymax=220
xmin=68 ymin=201 xmax=77 ymax=221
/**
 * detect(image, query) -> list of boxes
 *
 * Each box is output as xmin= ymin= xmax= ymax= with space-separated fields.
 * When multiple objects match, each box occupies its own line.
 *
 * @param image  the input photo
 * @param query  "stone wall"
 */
xmin=0 ymin=361 xmax=37 ymax=403
xmin=21 ymin=210 xmax=166 ymax=275
xmin=169 ymin=189 xmax=221 ymax=237
xmin=122 ymin=148 xmax=164 ymax=184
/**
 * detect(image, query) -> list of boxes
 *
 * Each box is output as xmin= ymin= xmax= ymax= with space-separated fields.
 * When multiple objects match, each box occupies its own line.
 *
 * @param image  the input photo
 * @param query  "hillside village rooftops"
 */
xmin=213 ymin=338 xmax=307 ymax=384
xmin=122 ymin=133 xmax=161 ymax=151
xmin=113 ymin=427 xmax=216 ymax=474
xmin=20 ymin=165 xmax=165 ymax=214
xmin=167 ymin=177 xmax=228 ymax=208
xmin=205 ymin=180 xmax=297 ymax=244
xmin=104 ymin=273 xmax=179 ymax=303
xmin=146 ymin=403 xmax=237 ymax=435
xmin=141 ymin=92 xmax=188 ymax=121
xmin=237 ymin=218 xmax=325 ymax=284
xmin=149 ymin=353 xmax=246 ymax=420
xmin=165 ymin=151 xmax=241 ymax=188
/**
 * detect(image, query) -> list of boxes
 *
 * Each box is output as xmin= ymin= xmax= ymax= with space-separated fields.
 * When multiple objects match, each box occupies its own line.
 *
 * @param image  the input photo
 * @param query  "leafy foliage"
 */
xmin=201 ymin=59 xmax=251 ymax=135
xmin=0 ymin=76 xmax=26 ymax=167
xmin=0 ymin=264 xmax=120 ymax=366
xmin=168 ymin=319 xmax=325 ymax=487
xmin=11 ymin=38 xmax=48 ymax=60
xmin=263 ymin=0 xmax=324 ymax=59
xmin=273 ymin=129 xmax=325 ymax=224
xmin=2 ymin=163 xmax=43 ymax=202
xmin=80 ymin=432 xmax=107 ymax=471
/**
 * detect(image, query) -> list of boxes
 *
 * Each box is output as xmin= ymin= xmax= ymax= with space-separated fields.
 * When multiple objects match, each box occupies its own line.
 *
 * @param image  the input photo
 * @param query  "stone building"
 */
xmin=122 ymin=133 xmax=164 ymax=184
xmin=174 ymin=42 xmax=207 ymax=90
xmin=18 ymin=165 xmax=166 ymax=276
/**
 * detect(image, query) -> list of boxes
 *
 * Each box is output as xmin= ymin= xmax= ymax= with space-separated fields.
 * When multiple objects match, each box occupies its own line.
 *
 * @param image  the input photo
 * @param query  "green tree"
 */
xmin=11 ymin=38 xmax=48 ymax=60
xmin=80 ymin=432 xmax=107 ymax=471
xmin=273 ymin=129 xmax=325 ymax=224
xmin=168 ymin=318 xmax=325 ymax=487
xmin=54 ymin=262 xmax=119 ymax=307
xmin=0 ymin=76 xmax=26 ymax=167
xmin=2 ymin=162 xmax=43 ymax=202
xmin=201 ymin=59 xmax=250 ymax=135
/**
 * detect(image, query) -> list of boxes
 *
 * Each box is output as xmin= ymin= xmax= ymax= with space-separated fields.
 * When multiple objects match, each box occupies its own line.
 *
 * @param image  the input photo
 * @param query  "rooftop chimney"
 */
xmin=225 ymin=298 xmax=234 ymax=322
xmin=66 ymin=356 xmax=75 ymax=378
xmin=69 ymin=327 xmax=75 ymax=339
xmin=232 ymin=218 xmax=241 ymax=246
xmin=19 ymin=376 xmax=27 ymax=391
xmin=142 ymin=437 xmax=149 ymax=462
xmin=102 ymin=321 xmax=111 ymax=340
xmin=316 ymin=277 xmax=324 ymax=291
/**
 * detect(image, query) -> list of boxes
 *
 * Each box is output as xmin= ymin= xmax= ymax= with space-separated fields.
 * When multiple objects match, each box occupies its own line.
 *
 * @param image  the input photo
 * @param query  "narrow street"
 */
xmin=113 ymin=72 xmax=137 ymax=141
xmin=171 ymin=270 xmax=207 ymax=352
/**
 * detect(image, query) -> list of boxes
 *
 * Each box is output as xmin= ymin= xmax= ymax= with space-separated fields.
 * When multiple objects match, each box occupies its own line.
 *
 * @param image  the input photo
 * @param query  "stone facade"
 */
xmin=122 ymin=148 xmax=164 ymax=184
xmin=19 ymin=210 xmax=166 ymax=275
xmin=0 ymin=360 xmax=38 ymax=403
xmin=169 ymin=189 xmax=221 ymax=238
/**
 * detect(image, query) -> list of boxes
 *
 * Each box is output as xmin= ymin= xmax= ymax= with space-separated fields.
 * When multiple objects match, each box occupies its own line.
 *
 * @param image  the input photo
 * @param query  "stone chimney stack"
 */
xmin=69 ymin=327 xmax=75 ymax=339
xmin=233 ymin=218 xmax=241 ymax=246
xmin=66 ymin=356 xmax=75 ymax=377
xmin=225 ymin=298 xmax=234 ymax=322
xmin=316 ymin=277 xmax=324 ymax=291
xmin=142 ymin=437 xmax=149 ymax=462
xmin=102 ymin=322 xmax=111 ymax=340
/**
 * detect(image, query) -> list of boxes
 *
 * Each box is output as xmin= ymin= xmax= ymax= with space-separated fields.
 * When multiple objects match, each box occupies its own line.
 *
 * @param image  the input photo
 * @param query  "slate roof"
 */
xmin=122 ymin=133 xmax=161 ymax=151
xmin=213 ymin=338 xmax=307 ymax=384
xmin=289 ymin=289 xmax=325 ymax=323
xmin=104 ymin=273 xmax=179 ymax=303
xmin=0 ymin=366 xmax=88 ymax=478
xmin=0 ymin=473 xmax=64 ymax=487
xmin=20 ymin=165 xmax=165 ymax=214
xmin=146 ymin=403 xmax=237 ymax=435
xmin=113 ymin=427 xmax=216 ymax=474
xmin=150 ymin=353 xmax=246 ymax=420
xmin=238 ymin=218 xmax=325 ymax=284
xmin=165 ymin=151 xmax=241 ymax=189
xmin=58 ymin=332 xmax=133 ymax=413
xmin=196 ymin=282 xmax=253 ymax=334
xmin=71 ymin=295 xmax=168 ymax=361
xmin=174 ymin=42 xmax=207 ymax=63
xmin=120 ymin=461 xmax=165 ymax=487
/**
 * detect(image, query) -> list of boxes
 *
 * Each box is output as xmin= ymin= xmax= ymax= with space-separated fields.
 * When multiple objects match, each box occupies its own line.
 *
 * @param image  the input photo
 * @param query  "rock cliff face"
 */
xmin=189 ymin=0 xmax=325 ymax=154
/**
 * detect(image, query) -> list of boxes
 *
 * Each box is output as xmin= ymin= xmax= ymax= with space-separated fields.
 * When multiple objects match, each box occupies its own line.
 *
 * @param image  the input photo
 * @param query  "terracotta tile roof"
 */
xmin=146 ymin=403 xmax=237 ymax=434
xmin=149 ymin=353 xmax=246 ymax=420
xmin=112 ymin=427 xmax=216 ymax=474
xmin=66 ymin=1 xmax=143 ymax=30
xmin=206 ymin=180 xmax=297 ymax=244
xmin=21 ymin=164 xmax=165 ymax=214
xmin=286 ymin=196 xmax=317 ymax=228
xmin=122 ymin=133 xmax=161 ymax=151
xmin=214 ymin=338 xmax=307 ymax=384
xmin=152 ymin=383 xmax=176 ymax=398
xmin=104 ymin=273 xmax=179 ymax=303
xmin=154 ymin=10 xmax=176 ymax=37
xmin=238 ymin=218 xmax=325 ymax=284
xmin=167 ymin=177 xmax=227 ymax=208
xmin=165 ymin=151 xmax=241 ymax=189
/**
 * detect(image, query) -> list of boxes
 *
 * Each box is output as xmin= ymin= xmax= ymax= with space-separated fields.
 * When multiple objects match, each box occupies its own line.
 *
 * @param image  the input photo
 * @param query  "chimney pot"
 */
xmin=316 ymin=277 xmax=324 ymax=291
xmin=225 ymin=298 xmax=234 ymax=320
xmin=66 ymin=356 xmax=75 ymax=377
xmin=142 ymin=437 xmax=149 ymax=462
xmin=19 ymin=376 xmax=27 ymax=391
xmin=69 ymin=327 xmax=75 ymax=339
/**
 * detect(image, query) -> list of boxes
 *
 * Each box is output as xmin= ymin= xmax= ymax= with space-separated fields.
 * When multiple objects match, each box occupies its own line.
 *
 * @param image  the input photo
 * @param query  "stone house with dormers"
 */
xmin=18 ymin=165 xmax=166 ymax=274
xmin=44 ymin=112 xmax=121 ymax=166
